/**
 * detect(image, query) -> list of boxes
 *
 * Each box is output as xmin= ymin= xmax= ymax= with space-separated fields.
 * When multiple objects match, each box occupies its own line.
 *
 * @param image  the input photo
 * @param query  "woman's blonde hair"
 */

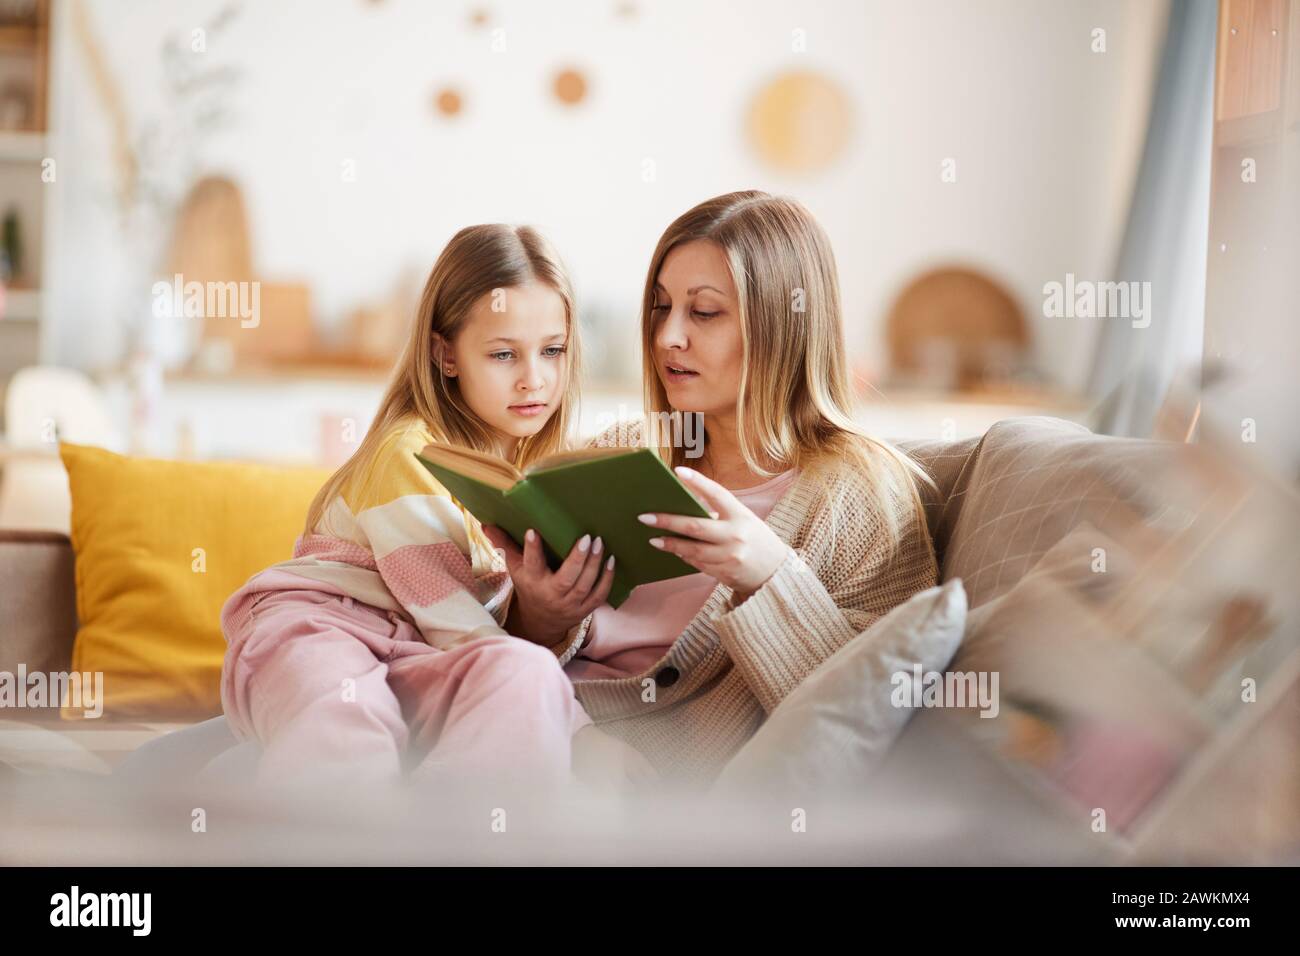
xmin=639 ymin=190 xmax=934 ymax=551
xmin=303 ymin=224 xmax=581 ymax=538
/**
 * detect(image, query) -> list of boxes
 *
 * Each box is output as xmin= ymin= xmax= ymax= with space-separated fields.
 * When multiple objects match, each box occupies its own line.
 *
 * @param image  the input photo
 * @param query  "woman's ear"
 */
xmin=431 ymin=333 xmax=458 ymax=378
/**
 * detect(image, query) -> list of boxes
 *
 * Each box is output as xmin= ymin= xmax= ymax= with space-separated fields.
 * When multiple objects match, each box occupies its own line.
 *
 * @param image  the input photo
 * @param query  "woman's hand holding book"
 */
xmin=638 ymin=467 xmax=792 ymax=608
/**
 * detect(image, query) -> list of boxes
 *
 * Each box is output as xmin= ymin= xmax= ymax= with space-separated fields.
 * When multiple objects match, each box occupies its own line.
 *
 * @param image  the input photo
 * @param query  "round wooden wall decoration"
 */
xmin=434 ymin=87 xmax=463 ymax=117
xmin=884 ymin=266 xmax=1029 ymax=391
xmin=746 ymin=70 xmax=851 ymax=173
xmin=553 ymin=68 xmax=588 ymax=106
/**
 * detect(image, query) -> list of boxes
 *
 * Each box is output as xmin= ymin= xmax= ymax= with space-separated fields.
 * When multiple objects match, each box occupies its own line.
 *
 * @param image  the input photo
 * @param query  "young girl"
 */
xmin=487 ymin=191 xmax=940 ymax=789
xmin=218 ymin=224 xmax=628 ymax=792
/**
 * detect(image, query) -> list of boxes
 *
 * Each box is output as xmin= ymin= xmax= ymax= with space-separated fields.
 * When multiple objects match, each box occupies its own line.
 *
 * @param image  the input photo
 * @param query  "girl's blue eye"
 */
xmin=491 ymin=347 xmax=565 ymax=360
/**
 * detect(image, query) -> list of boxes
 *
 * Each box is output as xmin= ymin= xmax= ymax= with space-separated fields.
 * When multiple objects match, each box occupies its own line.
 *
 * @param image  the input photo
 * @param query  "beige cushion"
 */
xmin=939 ymin=417 xmax=1183 ymax=608
xmin=709 ymin=579 xmax=967 ymax=794
xmin=897 ymin=433 xmax=982 ymax=567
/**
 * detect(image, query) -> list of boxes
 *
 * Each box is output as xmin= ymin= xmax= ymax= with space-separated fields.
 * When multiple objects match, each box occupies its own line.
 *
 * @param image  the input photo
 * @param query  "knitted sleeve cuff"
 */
xmin=712 ymin=546 xmax=859 ymax=714
xmin=547 ymin=611 xmax=593 ymax=667
xmin=489 ymin=578 xmax=514 ymax=629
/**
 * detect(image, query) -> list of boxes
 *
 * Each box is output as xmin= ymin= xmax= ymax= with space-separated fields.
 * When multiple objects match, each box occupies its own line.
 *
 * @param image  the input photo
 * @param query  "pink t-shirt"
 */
xmin=564 ymin=468 xmax=799 ymax=682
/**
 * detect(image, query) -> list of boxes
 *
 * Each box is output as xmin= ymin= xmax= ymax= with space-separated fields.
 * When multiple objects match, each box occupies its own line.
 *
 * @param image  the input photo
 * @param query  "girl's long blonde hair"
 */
xmin=303 ymin=224 xmax=581 ymax=538
xmin=639 ymin=190 xmax=934 ymax=551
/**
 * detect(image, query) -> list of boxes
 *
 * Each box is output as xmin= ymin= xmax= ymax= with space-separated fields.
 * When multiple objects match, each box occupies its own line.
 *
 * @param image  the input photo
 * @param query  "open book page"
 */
xmin=418 ymin=442 xmax=642 ymax=486
xmin=418 ymin=442 xmax=524 ymax=490
xmin=523 ymin=445 xmax=643 ymax=474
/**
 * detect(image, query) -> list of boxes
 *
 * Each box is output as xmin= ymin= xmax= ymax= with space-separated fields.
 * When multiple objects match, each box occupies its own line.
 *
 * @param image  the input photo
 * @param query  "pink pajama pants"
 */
xmin=220 ymin=588 xmax=595 ymax=789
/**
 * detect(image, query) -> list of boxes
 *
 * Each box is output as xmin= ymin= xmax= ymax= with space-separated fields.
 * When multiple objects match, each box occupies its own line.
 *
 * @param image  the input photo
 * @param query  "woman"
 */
xmin=485 ymin=190 xmax=939 ymax=788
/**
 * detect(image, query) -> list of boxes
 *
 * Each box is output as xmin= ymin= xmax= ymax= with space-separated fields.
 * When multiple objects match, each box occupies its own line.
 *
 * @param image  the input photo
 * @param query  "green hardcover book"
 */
xmin=414 ymin=441 xmax=713 ymax=609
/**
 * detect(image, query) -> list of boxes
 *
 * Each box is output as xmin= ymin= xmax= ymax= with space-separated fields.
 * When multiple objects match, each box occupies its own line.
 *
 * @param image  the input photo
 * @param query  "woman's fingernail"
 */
xmin=675 ymin=466 xmax=695 ymax=479
xmin=525 ymin=529 xmax=536 ymax=543
xmin=648 ymin=537 xmax=664 ymax=549
xmin=592 ymin=536 xmax=603 ymax=555
xmin=709 ymin=511 xmax=720 ymax=520
xmin=606 ymin=555 xmax=615 ymax=570
xmin=637 ymin=513 xmax=657 ymax=525
xmin=578 ymin=534 xmax=591 ymax=553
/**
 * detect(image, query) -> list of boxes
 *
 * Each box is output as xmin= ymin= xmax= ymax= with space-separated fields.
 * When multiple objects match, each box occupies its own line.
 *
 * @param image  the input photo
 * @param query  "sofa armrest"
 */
xmin=0 ymin=531 xmax=78 ymax=688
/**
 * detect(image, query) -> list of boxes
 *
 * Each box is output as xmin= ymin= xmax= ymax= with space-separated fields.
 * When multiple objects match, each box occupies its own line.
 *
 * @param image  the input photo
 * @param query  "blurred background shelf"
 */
xmin=0 ymin=285 xmax=39 ymax=319
xmin=0 ymin=129 xmax=44 ymax=160
xmin=0 ymin=0 xmax=50 ymax=426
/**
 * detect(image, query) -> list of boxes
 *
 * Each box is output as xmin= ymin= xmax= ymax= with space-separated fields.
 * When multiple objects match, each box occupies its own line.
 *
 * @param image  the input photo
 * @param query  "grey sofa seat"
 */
xmin=113 ymin=713 xmax=257 ymax=785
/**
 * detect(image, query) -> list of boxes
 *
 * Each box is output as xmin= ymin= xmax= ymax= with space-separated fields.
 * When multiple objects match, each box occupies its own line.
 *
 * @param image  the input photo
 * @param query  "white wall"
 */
xmin=43 ymin=0 xmax=1168 ymax=393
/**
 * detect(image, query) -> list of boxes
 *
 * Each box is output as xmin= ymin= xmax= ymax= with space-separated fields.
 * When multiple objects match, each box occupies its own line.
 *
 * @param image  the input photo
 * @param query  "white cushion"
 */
xmin=710 ymin=579 xmax=968 ymax=793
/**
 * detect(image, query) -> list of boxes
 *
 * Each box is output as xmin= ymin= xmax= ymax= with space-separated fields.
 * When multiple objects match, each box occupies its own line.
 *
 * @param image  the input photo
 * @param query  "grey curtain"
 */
xmin=1088 ymin=0 xmax=1218 ymax=436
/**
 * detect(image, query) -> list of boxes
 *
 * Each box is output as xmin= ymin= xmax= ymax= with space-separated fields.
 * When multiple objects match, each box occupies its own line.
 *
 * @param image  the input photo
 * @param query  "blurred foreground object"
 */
xmin=940 ymin=419 xmax=1300 ymax=863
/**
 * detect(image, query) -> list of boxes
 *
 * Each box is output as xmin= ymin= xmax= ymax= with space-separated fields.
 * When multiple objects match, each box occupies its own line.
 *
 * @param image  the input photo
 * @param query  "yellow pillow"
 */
xmin=58 ymin=442 xmax=332 ymax=721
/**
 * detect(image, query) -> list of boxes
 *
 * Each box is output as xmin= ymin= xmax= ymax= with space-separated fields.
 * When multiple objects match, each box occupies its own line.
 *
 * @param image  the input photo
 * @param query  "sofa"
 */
xmin=2 ymin=416 xmax=1296 ymax=864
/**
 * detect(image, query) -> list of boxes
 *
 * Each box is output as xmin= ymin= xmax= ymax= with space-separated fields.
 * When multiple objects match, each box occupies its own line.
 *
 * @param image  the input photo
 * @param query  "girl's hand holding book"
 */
xmin=483 ymin=525 xmax=616 ymax=647
xmin=638 ymin=466 xmax=793 ymax=607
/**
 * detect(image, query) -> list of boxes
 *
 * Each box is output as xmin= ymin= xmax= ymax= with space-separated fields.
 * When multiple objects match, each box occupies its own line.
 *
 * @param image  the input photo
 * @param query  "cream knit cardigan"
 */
xmin=546 ymin=419 xmax=940 ymax=788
